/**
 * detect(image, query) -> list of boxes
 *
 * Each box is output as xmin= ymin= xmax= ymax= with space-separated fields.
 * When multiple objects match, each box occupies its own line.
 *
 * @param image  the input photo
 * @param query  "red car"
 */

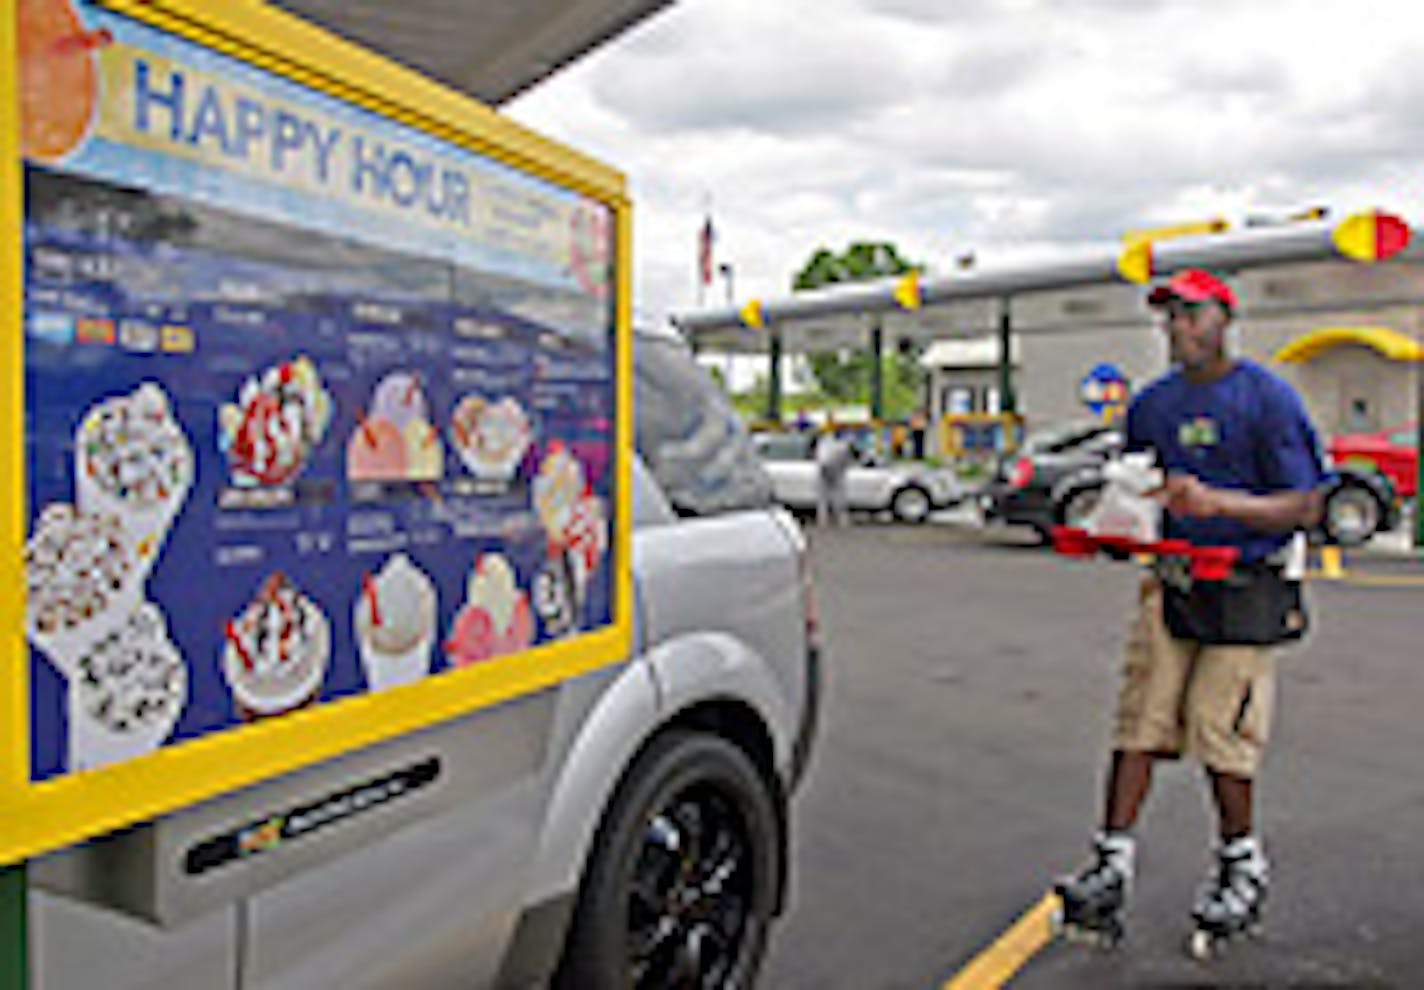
xmin=1329 ymin=424 xmax=1418 ymax=499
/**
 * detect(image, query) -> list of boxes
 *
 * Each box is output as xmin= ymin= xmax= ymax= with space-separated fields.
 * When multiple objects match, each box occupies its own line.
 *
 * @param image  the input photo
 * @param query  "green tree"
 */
xmin=791 ymin=241 xmax=925 ymax=415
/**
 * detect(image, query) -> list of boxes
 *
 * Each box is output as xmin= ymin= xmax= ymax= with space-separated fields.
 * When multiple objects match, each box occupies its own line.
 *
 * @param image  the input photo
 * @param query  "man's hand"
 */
xmin=1155 ymin=473 xmax=1220 ymax=519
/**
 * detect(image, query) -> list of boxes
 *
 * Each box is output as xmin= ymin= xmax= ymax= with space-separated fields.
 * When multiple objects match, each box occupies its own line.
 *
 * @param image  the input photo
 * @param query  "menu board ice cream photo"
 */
xmin=16 ymin=0 xmax=623 ymax=796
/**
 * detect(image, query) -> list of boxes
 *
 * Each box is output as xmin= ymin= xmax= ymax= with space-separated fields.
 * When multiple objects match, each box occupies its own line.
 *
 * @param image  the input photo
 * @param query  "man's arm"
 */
xmin=1158 ymin=473 xmax=1323 ymax=532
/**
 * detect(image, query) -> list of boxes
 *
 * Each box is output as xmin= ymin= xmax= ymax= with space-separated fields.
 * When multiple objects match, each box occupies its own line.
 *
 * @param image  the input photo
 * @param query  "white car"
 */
xmin=751 ymin=431 xmax=964 ymax=523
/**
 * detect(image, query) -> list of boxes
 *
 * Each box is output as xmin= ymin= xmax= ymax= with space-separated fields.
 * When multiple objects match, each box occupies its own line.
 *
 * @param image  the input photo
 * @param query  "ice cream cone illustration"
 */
xmin=68 ymin=603 xmax=186 ymax=771
xmin=355 ymin=554 xmax=437 ymax=691
xmin=218 ymin=356 xmax=332 ymax=487
xmin=19 ymin=0 xmax=111 ymax=162
xmin=445 ymin=554 xmax=534 ymax=667
xmin=76 ymin=382 xmax=194 ymax=576
xmin=222 ymin=573 xmax=330 ymax=720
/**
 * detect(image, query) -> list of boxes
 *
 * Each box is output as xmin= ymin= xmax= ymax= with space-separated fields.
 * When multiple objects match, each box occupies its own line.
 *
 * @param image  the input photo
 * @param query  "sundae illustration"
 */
xmin=77 ymin=382 xmax=194 ymax=569
xmin=222 ymin=573 xmax=331 ymax=721
xmin=20 ymin=0 xmax=111 ymax=162
xmin=445 ymin=553 xmax=534 ymax=668
xmin=69 ymin=604 xmax=186 ymax=771
xmin=219 ymin=356 xmax=332 ymax=487
xmin=531 ymin=442 xmax=609 ymax=635
xmin=25 ymin=503 xmax=143 ymax=672
xmin=449 ymin=394 xmax=532 ymax=482
xmin=347 ymin=371 xmax=444 ymax=482
xmin=355 ymin=553 xmax=437 ymax=691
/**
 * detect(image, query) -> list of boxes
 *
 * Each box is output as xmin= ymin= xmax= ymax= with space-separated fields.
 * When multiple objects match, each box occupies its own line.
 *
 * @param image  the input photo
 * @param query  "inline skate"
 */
xmin=1053 ymin=831 xmax=1135 ymax=948
xmin=1187 ymin=834 xmax=1269 ymax=960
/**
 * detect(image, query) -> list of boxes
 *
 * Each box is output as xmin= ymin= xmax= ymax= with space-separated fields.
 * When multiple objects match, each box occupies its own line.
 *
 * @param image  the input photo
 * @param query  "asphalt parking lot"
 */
xmin=761 ymin=521 xmax=1424 ymax=989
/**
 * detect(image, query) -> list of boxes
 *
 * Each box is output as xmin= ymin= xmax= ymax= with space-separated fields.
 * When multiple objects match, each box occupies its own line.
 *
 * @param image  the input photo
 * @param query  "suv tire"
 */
xmin=1322 ymin=481 xmax=1384 ymax=547
xmin=555 ymin=731 xmax=780 ymax=989
xmin=890 ymin=485 xmax=933 ymax=524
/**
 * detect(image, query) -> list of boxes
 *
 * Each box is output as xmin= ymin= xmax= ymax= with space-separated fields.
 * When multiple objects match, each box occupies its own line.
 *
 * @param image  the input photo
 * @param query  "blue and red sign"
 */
xmin=1079 ymin=363 xmax=1130 ymax=416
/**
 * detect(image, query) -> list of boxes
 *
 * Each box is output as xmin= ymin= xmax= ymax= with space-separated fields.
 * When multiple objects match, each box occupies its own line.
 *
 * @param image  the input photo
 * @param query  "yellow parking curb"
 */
xmin=1318 ymin=545 xmax=1346 ymax=580
xmin=941 ymin=892 xmax=1059 ymax=990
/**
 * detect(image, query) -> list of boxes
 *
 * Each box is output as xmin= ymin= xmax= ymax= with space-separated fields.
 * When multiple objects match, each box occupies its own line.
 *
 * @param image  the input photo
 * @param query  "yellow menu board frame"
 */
xmin=1 ymin=0 xmax=633 ymax=866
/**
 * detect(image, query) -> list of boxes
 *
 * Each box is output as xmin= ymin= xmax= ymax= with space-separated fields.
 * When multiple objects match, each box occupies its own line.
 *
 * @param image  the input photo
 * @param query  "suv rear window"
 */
xmin=634 ymin=334 xmax=774 ymax=516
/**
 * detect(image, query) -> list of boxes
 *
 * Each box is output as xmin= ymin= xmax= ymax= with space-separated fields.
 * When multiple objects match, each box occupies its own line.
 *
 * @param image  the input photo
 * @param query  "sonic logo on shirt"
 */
xmin=1177 ymin=416 xmax=1220 ymax=449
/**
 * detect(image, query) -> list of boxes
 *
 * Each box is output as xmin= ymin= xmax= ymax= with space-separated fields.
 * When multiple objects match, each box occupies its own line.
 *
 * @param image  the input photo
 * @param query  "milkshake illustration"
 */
xmin=449 ymin=395 xmax=532 ymax=482
xmin=532 ymin=441 xmax=584 ymax=539
xmin=219 ymin=356 xmax=332 ymax=487
xmin=445 ymin=553 xmax=534 ymax=668
xmin=76 ymin=382 xmax=194 ymax=572
xmin=531 ymin=442 xmax=608 ymax=633
xmin=26 ymin=503 xmax=143 ymax=675
xmin=355 ymin=553 xmax=437 ymax=691
xmin=347 ymin=372 xmax=443 ymax=482
xmin=222 ymin=573 xmax=330 ymax=720
xmin=68 ymin=604 xmax=186 ymax=771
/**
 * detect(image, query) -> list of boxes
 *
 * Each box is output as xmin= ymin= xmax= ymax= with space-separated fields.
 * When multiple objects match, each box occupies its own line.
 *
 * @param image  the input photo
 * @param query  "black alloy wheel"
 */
xmin=556 ymin=731 xmax=780 ymax=990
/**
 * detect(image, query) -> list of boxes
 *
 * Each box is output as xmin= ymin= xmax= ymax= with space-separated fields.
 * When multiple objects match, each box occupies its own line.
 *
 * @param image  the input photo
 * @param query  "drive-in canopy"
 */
xmin=273 ymin=0 xmax=674 ymax=105
xmin=670 ymin=211 xmax=1415 ymax=421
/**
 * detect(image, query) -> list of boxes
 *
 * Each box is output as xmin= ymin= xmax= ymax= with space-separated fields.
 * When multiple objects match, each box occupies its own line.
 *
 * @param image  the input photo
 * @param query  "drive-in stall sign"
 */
xmin=2 ymin=0 xmax=633 ymax=867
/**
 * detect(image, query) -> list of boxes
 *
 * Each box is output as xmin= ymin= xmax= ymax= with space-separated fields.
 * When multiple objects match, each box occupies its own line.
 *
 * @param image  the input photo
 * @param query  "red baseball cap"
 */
xmin=1147 ymin=268 xmax=1238 ymax=312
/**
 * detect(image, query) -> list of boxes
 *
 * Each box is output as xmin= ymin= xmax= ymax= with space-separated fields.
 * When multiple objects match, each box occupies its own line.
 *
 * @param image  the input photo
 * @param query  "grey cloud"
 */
xmin=590 ymin=47 xmax=913 ymax=134
xmin=939 ymin=39 xmax=1052 ymax=95
xmin=859 ymin=0 xmax=999 ymax=24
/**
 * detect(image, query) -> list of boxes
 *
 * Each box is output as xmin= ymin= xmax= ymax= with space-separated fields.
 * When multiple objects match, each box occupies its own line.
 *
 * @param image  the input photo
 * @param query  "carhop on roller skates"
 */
xmin=1187 ymin=834 xmax=1270 ymax=960
xmin=1053 ymin=831 xmax=1135 ymax=948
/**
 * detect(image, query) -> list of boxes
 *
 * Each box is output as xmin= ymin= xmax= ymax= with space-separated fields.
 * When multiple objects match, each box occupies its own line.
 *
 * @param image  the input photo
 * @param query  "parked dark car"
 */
xmin=980 ymin=421 xmax=1122 ymax=540
xmin=982 ymin=420 xmax=1399 ymax=547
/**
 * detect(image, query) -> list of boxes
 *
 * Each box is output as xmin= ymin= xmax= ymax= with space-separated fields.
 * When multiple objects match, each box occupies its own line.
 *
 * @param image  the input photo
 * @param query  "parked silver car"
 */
xmin=751 ymin=430 xmax=963 ymax=523
xmin=29 ymin=326 xmax=821 ymax=989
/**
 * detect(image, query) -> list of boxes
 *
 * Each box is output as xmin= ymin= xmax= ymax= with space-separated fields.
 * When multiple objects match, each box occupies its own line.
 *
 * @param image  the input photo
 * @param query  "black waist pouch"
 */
xmin=1159 ymin=561 xmax=1309 ymax=646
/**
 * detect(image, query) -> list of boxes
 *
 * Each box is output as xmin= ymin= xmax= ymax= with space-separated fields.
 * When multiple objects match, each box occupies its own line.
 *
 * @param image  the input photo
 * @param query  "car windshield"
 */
xmin=1021 ymin=420 xmax=1111 ymax=454
xmin=634 ymin=333 xmax=775 ymax=517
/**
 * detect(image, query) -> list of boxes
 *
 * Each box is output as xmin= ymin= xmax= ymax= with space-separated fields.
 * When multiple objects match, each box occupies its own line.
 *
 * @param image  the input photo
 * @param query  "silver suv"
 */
xmin=29 ymin=326 xmax=821 ymax=989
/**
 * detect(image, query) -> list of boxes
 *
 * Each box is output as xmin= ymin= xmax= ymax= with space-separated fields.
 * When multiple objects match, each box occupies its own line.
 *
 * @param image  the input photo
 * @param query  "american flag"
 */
xmin=698 ymin=216 xmax=715 ymax=286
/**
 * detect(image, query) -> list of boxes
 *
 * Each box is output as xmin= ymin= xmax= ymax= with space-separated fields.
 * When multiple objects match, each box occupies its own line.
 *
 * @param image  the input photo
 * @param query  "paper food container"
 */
xmin=66 ymin=604 xmax=187 ymax=772
xmin=26 ymin=503 xmax=147 ymax=679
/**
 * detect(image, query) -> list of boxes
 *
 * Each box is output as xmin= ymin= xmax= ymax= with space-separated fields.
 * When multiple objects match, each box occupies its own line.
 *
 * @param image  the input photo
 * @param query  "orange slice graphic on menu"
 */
xmin=19 ymin=0 xmax=113 ymax=162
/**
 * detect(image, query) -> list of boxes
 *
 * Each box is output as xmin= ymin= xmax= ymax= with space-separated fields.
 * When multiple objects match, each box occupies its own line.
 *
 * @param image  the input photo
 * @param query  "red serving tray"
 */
xmin=1050 ymin=527 xmax=1239 ymax=581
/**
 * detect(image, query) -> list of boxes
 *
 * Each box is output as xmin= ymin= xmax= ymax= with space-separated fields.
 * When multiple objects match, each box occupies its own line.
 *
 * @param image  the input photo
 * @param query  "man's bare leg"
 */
xmin=1104 ymin=750 xmax=1155 ymax=832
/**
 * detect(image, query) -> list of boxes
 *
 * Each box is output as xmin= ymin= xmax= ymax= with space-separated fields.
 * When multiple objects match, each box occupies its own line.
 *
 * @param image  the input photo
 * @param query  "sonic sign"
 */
xmin=1080 ymin=362 xmax=1130 ymax=420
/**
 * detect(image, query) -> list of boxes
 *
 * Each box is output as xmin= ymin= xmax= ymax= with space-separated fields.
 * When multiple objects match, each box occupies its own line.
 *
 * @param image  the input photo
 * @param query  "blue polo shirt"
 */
xmin=1126 ymin=360 xmax=1326 ymax=562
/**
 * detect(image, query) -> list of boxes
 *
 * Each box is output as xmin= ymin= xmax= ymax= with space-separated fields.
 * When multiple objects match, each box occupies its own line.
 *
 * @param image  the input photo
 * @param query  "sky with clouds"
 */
xmin=509 ymin=0 xmax=1424 ymax=329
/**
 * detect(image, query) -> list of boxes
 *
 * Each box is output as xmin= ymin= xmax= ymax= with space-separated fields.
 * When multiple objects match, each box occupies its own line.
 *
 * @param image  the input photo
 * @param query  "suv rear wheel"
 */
xmin=555 ymin=731 xmax=780 ymax=989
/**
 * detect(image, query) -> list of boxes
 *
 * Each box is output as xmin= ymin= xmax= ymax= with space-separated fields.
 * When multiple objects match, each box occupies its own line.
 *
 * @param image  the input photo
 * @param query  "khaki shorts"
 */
xmin=1114 ymin=579 xmax=1276 ymax=779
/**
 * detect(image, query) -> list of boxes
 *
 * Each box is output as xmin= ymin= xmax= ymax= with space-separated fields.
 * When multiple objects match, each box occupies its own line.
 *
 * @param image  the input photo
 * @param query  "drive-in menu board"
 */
xmin=6 ymin=0 xmax=627 ymax=857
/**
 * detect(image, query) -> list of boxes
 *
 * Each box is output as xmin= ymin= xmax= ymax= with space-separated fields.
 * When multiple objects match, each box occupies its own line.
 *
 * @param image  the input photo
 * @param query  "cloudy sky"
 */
xmin=509 ymin=0 xmax=1424 ymax=329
